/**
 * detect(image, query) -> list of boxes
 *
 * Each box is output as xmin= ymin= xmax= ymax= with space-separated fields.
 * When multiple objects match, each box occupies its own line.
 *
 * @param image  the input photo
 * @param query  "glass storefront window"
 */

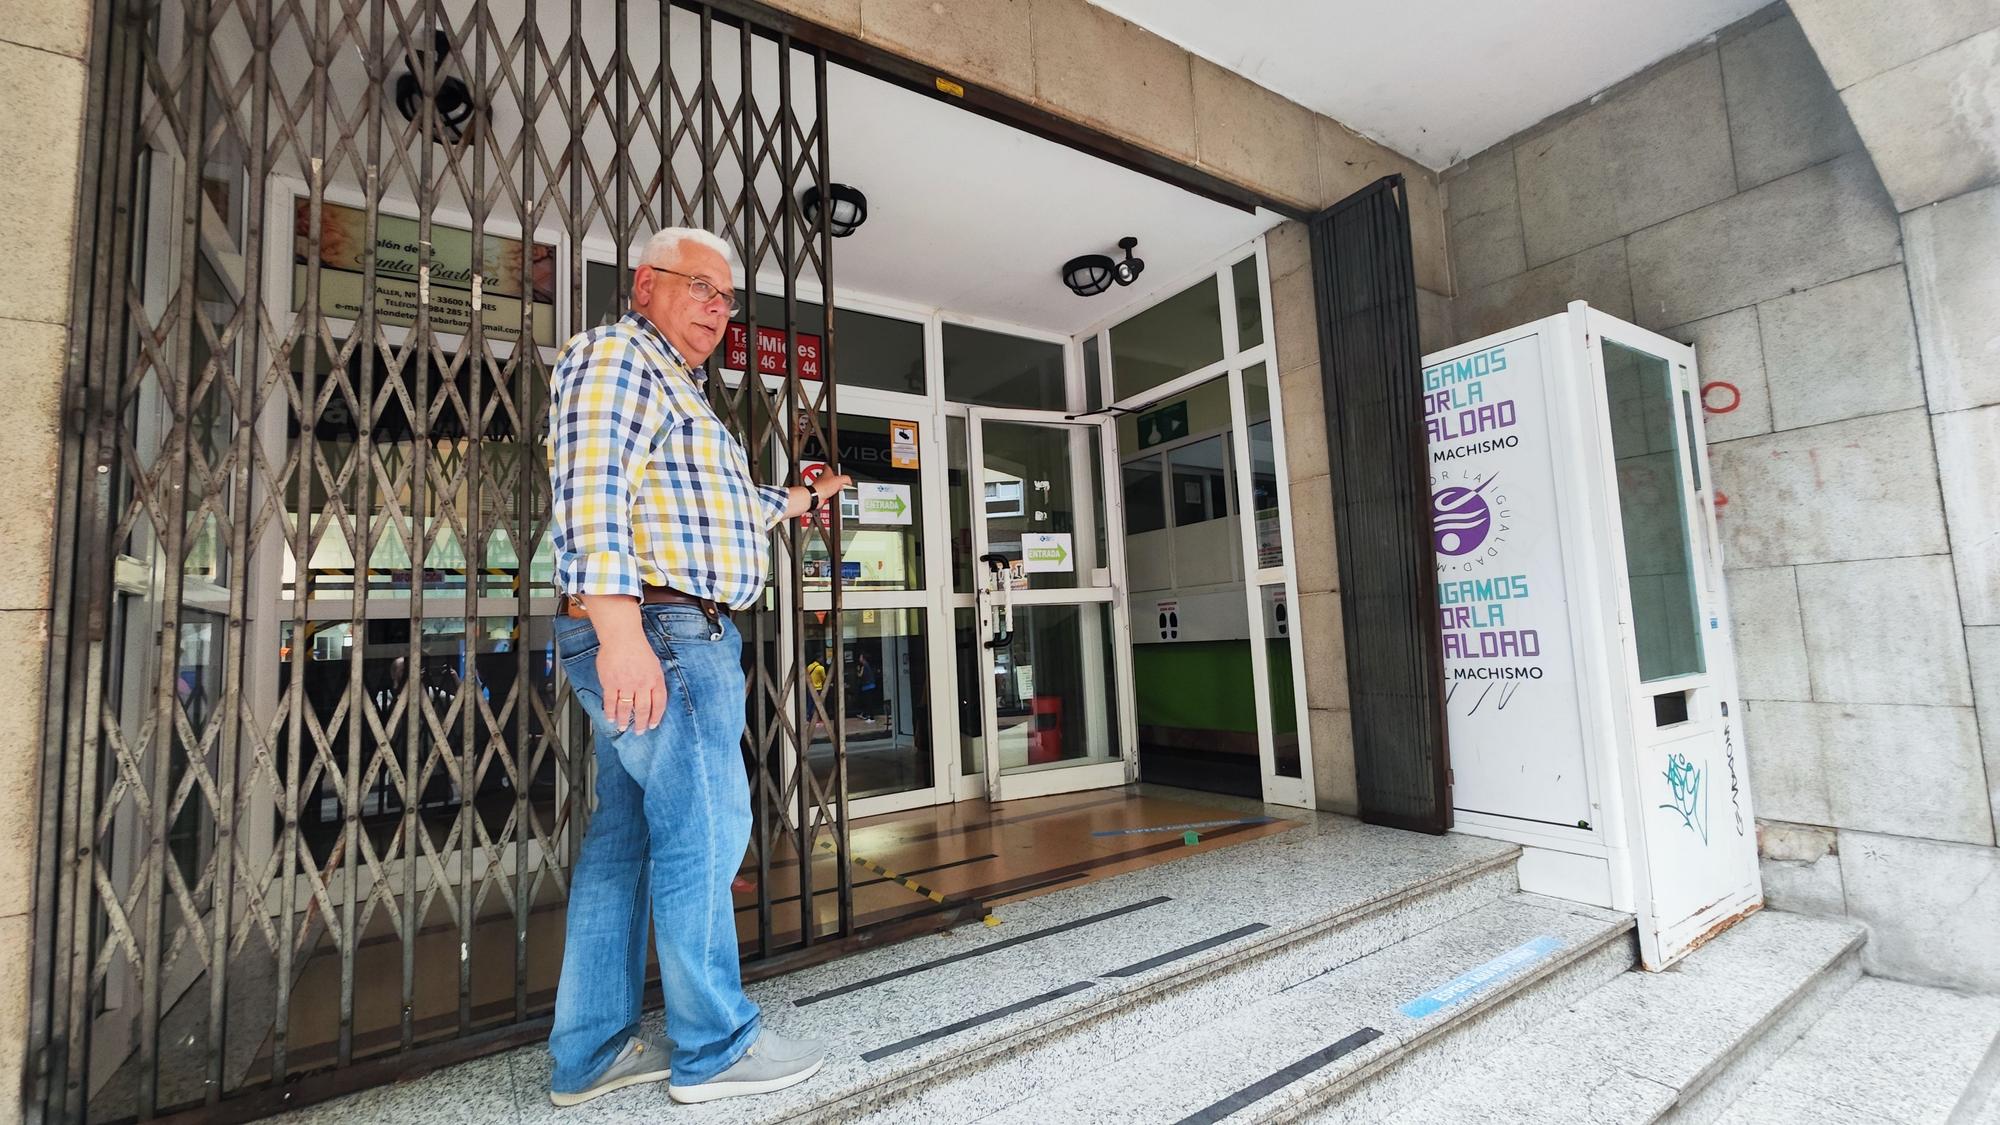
xmin=802 ymin=610 xmax=934 ymax=801
xmin=277 ymin=615 xmax=561 ymax=863
xmin=283 ymin=342 xmax=554 ymax=602
xmin=943 ymin=323 xmax=1065 ymax=410
xmin=1233 ymin=256 xmax=1264 ymax=350
xmin=1110 ymin=276 xmax=1224 ymax=402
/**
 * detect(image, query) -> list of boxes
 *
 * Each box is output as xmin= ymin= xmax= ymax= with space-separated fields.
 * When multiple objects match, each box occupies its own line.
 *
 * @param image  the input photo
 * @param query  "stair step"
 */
xmin=1368 ymin=910 xmax=1866 ymax=1125
xmin=1711 ymin=977 xmax=2000 ymax=1125
xmin=501 ymin=819 xmax=1522 ymax=1124
xmin=958 ymin=892 xmax=1635 ymax=1124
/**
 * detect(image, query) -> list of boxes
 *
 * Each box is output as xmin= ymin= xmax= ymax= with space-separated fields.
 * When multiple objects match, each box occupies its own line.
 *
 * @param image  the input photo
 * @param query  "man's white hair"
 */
xmin=642 ymin=226 xmax=736 ymax=271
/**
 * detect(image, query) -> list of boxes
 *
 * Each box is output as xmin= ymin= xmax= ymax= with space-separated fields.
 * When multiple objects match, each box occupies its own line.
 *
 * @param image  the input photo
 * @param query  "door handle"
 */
xmin=980 ymin=553 xmax=1013 ymax=649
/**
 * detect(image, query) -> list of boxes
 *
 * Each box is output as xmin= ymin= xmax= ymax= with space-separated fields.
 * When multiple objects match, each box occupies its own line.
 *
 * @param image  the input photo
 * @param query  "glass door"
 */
xmin=967 ymin=411 xmax=1129 ymax=802
xmin=797 ymin=403 xmax=955 ymax=818
xmin=1586 ymin=308 xmax=1757 ymax=968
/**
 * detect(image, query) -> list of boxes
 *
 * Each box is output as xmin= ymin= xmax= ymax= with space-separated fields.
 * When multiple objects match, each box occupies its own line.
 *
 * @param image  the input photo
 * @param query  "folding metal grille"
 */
xmin=1308 ymin=176 xmax=1452 ymax=836
xmin=37 ymin=0 xmax=850 ymax=1119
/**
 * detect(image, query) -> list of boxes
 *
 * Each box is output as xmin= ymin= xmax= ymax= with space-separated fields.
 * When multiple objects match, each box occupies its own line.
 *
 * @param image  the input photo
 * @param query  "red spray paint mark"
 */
xmin=1702 ymin=381 xmax=1741 ymax=415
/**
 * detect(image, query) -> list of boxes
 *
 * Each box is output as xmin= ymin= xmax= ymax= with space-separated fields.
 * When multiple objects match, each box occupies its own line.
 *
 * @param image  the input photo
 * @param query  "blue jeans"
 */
xmin=548 ymin=605 xmax=760 ymax=1092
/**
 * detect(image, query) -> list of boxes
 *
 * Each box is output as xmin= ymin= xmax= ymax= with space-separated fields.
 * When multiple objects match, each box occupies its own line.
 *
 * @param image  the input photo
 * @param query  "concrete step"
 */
xmin=1359 ymin=909 xmax=1867 ymax=1125
xmin=491 ymin=817 xmax=1525 ymax=1125
xmin=1710 ymin=976 xmax=2000 ymax=1125
xmin=926 ymin=891 xmax=1635 ymax=1124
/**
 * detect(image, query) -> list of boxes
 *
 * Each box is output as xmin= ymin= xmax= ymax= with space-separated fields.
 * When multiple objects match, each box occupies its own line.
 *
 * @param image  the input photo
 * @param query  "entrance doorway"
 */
xmin=1089 ymin=256 xmax=1316 ymax=810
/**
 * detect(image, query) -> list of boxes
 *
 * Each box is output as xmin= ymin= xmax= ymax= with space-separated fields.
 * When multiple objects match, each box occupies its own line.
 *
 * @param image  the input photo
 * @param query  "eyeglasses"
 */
xmin=647 ymin=267 xmax=740 ymax=317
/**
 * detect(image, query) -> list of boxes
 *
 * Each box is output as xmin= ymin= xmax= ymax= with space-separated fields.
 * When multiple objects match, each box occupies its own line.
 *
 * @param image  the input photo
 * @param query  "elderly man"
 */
xmin=545 ymin=227 xmax=850 ymax=1107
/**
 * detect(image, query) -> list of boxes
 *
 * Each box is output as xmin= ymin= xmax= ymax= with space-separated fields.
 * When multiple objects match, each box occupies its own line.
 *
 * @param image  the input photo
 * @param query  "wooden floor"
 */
xmin=240 ymin=786 xmax=1293 ymax=1083
xmin=732 ymin=787 xmax=1300 ymax=948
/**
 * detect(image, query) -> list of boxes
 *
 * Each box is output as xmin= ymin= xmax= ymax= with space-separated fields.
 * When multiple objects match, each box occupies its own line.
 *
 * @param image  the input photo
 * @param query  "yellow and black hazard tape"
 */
xmin=817 ymin=838 xmax=1002 ymax=928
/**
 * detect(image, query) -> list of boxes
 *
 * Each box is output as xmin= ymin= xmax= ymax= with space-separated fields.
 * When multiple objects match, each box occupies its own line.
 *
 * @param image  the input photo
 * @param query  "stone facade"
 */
xmin=1442 ymin=2 xmax=2000 ymax=991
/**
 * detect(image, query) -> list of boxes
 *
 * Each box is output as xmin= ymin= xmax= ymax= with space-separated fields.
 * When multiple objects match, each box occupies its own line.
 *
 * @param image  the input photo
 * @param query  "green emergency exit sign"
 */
xmin=1137 ymin=401 xmax=1189 ymax=450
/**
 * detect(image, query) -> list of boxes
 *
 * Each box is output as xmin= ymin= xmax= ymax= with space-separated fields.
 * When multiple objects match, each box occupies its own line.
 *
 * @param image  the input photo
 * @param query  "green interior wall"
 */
xmin=1134 ymin=641 xmax=1297 ymax=734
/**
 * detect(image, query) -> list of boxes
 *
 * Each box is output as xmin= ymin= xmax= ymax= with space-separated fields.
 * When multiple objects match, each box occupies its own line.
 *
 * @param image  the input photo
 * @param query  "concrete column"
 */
xmin=0 ymin=0 xmax=92 ymax=1117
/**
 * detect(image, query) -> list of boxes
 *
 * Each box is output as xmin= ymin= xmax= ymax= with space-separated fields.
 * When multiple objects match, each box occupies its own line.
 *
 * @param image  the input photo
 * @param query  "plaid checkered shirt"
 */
xmin=548 ymin=311 xmax=790 ymax=610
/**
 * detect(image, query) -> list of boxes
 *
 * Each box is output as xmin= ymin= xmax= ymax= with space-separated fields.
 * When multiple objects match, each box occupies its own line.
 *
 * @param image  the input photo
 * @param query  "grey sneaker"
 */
xmin=549 ymin=1032 xmax=673 ymax=1107
xmin=666 ymin=1030 xmax=825 ymax=1104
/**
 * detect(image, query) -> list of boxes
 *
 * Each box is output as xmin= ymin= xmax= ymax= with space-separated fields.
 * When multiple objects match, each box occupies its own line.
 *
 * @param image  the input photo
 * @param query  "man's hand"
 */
xmin=586 ymin=596 xmax=668 ymax=733
xmin=784 ymin=472 xmax=855 ymax=519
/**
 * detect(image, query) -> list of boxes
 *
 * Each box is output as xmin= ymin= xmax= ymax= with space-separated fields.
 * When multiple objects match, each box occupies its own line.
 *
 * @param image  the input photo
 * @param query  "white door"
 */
xmin=967 ymin=411 xmax=1131 ymax=802
xmin=1584 ymin=307 xmax=1759 ymax=969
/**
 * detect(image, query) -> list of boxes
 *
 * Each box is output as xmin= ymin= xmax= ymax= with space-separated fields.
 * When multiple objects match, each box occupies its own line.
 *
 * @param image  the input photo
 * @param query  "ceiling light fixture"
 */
xmin=802 ymin=183 xmax=868 ymax=237
xmin=394 ymin=30 xmax=481 ymax=145
xmin=1062 ymin=236 xmax=1145 ymax=297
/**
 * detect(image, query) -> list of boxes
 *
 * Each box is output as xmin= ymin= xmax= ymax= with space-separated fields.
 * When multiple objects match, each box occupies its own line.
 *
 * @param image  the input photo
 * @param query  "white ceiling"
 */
xmin=1087 ymin=0 xmax=1771 ymax=170
xmin=823 ymin=64 xmax=1279 ymax=336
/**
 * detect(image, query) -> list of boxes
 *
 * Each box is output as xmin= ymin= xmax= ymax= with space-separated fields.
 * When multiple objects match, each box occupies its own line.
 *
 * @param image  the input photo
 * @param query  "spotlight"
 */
xmin=1113 ymin=236 xmax=1145 ymax=286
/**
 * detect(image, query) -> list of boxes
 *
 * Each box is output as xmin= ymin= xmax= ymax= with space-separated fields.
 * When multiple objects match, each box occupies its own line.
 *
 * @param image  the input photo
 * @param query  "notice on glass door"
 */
xmin=1022 ymin=533 xmax=1073 ymax=573
xmin=890 ymin=419 xmax=920 ymax=470
xmin=857 ymin=482 xmax=912 ymax=525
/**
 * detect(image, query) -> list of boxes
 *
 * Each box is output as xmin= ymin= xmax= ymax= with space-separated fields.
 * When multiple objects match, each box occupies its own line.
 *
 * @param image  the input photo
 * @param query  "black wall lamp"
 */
xmin=394 ymin=30 xmax=481 ymax=144
xmin=803 ymin=183 xmax=868 ymax=237
xmin=1062 ymin=236 xmax=1145 ymax=297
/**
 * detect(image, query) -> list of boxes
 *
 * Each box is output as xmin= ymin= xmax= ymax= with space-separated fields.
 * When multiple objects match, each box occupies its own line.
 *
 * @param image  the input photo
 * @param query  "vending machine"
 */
xmin=1423 ymin=301 xmax=1760 ymax=970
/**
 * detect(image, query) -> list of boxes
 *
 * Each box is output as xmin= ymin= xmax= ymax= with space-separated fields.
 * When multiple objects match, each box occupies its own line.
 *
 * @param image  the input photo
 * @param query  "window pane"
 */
xmin=981 ymin=419 xmax=1081 ymax=591
xmin=948 ymin=416 xmax=975 ymax=593
xmin=1603 ymin=339 xmax=1706 ymax=682
xmin=1261 ymin=585 xmax=1302 ymax=778
xmin=943 ymin=323 xmax=1065 ymax=409
xmin=1110 ymin=276 xmax=1224 ymax=402
xmin=1121 ymin=457 xmax=1166 ymax=536
xmin=584 ymin=260 xmax=624 ymax=329
xmin=1233 ymin=256 xmax=1263 ymax=350
xmin=803 ymin=609 xmax=933 ymax=800
xmin=1244 ymin=363 xmax=1284 ymax=569
xmin=955 ymin=606 xmax=984 ymax=775
xmin=1170 ymin=435 xmax=1231 ymax=527
xmin=278 ymin=615 xmax=560 ymax=865
xmin=802 ymin=414 xmax=924 ymax=592
xmin=1083 ymin=335 xmax=1102 ymax=414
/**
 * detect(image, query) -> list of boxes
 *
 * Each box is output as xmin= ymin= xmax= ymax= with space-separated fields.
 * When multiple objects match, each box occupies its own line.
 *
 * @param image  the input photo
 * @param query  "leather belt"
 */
xmin=558 ymin=586 xmax=730 ymax=623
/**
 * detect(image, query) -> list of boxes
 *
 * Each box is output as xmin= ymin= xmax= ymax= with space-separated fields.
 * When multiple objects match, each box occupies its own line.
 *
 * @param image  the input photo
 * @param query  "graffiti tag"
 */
xmin=1661 ymin=752 xmax=1708 ymax=844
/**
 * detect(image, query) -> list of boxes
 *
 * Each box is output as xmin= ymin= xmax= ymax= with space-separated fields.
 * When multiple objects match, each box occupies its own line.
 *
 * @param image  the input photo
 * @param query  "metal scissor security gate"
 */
xmin=37 ymin=0 xmax=850 ymax=1119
